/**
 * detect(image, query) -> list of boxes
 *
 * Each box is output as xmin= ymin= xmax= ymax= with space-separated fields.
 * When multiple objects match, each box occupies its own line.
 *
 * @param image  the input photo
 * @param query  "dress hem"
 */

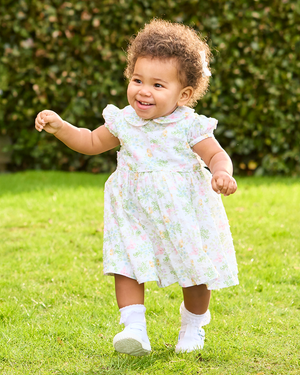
xmin=103 ymin=270 xmax=239 ymax=290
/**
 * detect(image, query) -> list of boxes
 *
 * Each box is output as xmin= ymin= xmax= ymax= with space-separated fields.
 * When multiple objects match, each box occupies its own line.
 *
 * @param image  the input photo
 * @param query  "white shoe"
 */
xmin=113 ymin=322 xmax=151 ymax=356
xmin=175 ymin=324 xmax=205 ymax=353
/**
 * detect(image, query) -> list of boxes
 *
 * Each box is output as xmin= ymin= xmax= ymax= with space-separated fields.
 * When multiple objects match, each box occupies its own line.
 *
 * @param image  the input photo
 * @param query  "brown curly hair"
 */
xmin=125 ymin=19 xmax=212 ymax=107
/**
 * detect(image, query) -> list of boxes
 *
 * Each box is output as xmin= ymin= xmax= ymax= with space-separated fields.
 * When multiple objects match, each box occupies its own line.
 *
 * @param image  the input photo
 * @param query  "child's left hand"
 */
xmin=211 ymin=171 xmax=237 ymax=196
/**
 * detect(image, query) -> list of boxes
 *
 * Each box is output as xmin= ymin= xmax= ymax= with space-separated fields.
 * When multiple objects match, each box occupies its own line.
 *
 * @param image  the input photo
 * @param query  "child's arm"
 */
xmin=193 ymin=138 xmax=237 ymax=196
xmin=35 ymin=110 xmax=120 ymax=155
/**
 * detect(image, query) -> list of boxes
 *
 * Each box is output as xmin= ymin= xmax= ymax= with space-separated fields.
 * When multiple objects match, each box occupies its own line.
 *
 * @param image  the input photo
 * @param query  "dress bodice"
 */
xmin=103 ymin=104 xmax=218 ymax=172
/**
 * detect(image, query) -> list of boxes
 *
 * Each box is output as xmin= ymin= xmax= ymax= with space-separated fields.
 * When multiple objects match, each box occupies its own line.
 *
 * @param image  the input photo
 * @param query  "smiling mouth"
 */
xmin=137 ymin=100 xmax=154 ymax=107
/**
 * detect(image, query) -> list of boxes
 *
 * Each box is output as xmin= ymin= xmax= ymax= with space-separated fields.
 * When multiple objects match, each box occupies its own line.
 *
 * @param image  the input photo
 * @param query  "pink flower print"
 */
xmin=120 ymin=266 xmax=130 ymax=277
xmin=207 ymin=119 xmax=217 ymax=132
xmin=141 ymin=234 xmax=147 ymax=241
xmin=127 ymin=241 xmax=136 ymax=250
xmin=166 ymin=246 xmax=178 ymax=256
xmin=150 ymin=144 xmax=160 ymax=151
xmin=133 ymin=152 xmax=140 ymax=161
xmin=190 ymin=245 xmax=199 ymax=255
xmin=155 ymin=246 xmax=164 ymax=255
xmin=218 ymin=221 xmax=227 ymax=231
xmin=198 ymin=187 xmax=206 ymax=196
xmin=213 ymin=254 xmax=224 ymax=264
xmin=166 ymin=208 xmax=173 ymax=216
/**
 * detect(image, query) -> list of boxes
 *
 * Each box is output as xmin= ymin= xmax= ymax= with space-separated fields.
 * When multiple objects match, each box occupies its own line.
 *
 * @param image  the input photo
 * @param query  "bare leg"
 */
xmin=182 ymin=284 xmax=211 ymax=314
xmin=114 ymin=274 xmax=144 ymax=309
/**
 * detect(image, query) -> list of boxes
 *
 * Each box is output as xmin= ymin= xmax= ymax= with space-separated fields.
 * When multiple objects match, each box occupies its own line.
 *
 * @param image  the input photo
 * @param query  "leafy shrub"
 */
xmin=0 ymin=0 xmax=299 ymax=175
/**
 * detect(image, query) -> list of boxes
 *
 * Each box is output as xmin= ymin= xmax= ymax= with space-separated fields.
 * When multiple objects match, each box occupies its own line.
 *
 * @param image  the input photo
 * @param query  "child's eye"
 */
xmin=154 ymin=83 xmax=163 ymax=88
xmin=133 ymin=79 xmax=142 ymax=84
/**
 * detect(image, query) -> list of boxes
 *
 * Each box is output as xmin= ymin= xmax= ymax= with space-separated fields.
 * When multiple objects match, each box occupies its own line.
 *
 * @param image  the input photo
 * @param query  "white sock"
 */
xmin=119 ymin=304 xmax=149 ymax=345
xmin=180 ymin=302 xmax=211 ymax=329
xmin=119 ymin=304 xmax=146 ymax=327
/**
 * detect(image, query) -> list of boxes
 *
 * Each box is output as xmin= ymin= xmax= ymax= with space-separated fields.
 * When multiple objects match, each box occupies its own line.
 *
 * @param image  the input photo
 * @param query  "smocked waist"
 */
xmin=115 ymin=165 xmax=204 ymax=173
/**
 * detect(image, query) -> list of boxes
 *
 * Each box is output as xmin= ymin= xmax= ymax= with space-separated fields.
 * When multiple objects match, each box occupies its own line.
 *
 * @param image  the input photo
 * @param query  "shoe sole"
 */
xmin=175 ymin=344 xmax=203 ymax=353
xmin=113 ymin=332 xmax=151 ymax=356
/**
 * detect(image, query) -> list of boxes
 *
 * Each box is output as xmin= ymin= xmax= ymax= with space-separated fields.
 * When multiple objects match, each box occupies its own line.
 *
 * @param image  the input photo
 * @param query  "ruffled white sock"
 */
xmin=118 ymin=304 xmax=150 ymax=346
xmin=180 ymin=302 xmax=211 ymax=328
xmin=175 ymin=302 xmax=211 ymax=353
xmin=119 ymin=304 xmax=146 ymax=326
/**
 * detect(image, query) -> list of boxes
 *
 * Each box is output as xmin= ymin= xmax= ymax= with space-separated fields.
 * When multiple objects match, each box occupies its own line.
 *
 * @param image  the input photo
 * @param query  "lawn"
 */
xmin=0 ymin=171 xmax=299 ymax=375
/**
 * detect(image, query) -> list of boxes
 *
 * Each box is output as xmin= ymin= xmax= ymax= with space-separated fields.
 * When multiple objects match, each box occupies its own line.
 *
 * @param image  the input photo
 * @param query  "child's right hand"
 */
xmin=35 ymin=110 xmax=64 ymax=134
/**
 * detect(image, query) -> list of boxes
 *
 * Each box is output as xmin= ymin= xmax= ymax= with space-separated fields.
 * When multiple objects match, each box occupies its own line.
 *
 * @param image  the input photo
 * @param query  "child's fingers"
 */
xmin=212 ymin=177 xmax=223 ymax=194
xmin=36 ymin=110 xmax=55 ymax=124
xmin=218 ymin=178 xmax=228 ymax=193
xmin=212 ymin=175 xmax=237 ymax=196
xmin=223 ymin=178 xmax=237 ymax=196
xmin=35 ymin=111 xmax=53 ymax=132
xmin=35 ymin=114 xmax=45 ymax=132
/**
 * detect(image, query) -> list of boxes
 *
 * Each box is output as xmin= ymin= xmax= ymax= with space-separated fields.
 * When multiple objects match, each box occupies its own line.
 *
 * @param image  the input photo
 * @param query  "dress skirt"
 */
xmin=102 ymin=165 xmax=239 ymax=290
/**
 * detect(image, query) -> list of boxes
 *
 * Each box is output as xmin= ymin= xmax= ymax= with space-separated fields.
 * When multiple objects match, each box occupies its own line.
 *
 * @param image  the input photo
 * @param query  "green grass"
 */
xmin=0 ymin=171 xmax=299 ymax=375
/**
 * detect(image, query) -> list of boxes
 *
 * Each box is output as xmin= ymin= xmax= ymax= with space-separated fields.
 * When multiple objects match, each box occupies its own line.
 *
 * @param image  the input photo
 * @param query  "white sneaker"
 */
xmin=175 ymin=324 xmax=205 ymax=353
xmin=113 ymin=322 xmax=151 ymax=356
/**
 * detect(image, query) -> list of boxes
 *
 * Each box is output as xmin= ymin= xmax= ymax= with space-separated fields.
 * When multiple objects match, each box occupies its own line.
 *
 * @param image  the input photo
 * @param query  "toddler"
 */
xmin=35 ymin=19 xmax=238 ymax=356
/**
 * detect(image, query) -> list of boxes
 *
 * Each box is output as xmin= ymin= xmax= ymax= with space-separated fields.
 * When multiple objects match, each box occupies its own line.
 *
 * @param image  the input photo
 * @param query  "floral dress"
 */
xmin=102 ymin=104 xmax=238 ymax=290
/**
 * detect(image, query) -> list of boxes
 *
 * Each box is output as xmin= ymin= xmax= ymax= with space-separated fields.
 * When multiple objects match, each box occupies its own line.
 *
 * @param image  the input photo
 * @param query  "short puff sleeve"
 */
xmin=103 ymin=104 xmax=121 ymax=138
xmin=187 ymin=114 xmax=218 ymax=147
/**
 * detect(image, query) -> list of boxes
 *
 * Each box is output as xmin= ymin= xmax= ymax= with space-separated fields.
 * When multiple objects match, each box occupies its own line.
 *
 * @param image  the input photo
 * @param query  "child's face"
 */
xmin=127 ymin=57 xmax=190 ymax=120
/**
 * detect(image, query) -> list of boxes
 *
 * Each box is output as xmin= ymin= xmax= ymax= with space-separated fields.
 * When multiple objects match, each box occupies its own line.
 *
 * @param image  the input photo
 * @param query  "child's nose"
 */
xmin=138 ymin=88 xmax=151 ymax=97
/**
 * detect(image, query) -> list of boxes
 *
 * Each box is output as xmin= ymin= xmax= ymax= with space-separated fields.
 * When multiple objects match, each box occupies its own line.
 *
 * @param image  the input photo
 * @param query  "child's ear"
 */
xmin=177 ymin=86 xmax=194 ymax=106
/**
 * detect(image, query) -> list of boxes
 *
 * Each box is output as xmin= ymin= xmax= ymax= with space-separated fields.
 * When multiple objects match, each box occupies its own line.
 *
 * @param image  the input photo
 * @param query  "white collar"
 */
xmin=123 ymin=105 xmax=195 ymax=127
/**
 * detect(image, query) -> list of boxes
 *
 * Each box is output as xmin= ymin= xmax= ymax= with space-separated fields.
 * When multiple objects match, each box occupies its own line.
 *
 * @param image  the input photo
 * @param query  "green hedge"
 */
xmin=1 ymin=0 xmax=299 ymax=175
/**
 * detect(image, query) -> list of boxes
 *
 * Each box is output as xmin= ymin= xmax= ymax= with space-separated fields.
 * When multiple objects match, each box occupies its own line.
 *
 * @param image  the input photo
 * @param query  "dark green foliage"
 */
xmin=0 ymin=0 xmax=299 ymax=174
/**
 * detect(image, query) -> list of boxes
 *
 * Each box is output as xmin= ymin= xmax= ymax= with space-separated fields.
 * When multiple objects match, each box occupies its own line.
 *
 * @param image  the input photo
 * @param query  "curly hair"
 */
xmin=125 ymin=19 xmax=212 ymax=107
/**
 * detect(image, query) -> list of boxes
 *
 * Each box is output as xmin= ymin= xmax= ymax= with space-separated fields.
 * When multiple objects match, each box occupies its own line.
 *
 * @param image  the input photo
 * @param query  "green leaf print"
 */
xmin=170 ymin=222 xmax=182 ymax=234
xmin=149 ymin=138 xmax=160 ymax=145
xmin=117 ymin=217 xmax=125 ymax=227
xmin=155 ymin=190 xmax=165 ymax=199
xmin=171 ymin=127 xmax=186 ymax=137
xmin=151 ymin=201 xmax=160 ymax=212
xmin=133 ymin=250 xmax=145 ymax=257
xmin=183 ymin=204 xmax=193 ymax=215
xmin=138 ymin=262 xmax=150 ymax=274
xmin=173 ymin=145 xmax=186 ymax=154
xmin=205 ymin=269 xmax=217 ymax=278
xmin=156 ymin=159 xmax=169 ymax=167
xmin=200 ymin=228 xmax=210 ymax=240
xmin=219 ymin=232 xmax=226 ymax=244
xmin=160 ymin=230 xmax=170 ymax=241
